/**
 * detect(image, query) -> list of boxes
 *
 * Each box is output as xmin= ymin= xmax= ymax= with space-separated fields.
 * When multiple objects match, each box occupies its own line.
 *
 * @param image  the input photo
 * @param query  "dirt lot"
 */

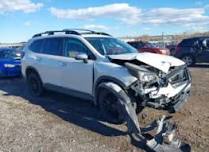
xmin=0 ymin=65 xmax=209 ymax=152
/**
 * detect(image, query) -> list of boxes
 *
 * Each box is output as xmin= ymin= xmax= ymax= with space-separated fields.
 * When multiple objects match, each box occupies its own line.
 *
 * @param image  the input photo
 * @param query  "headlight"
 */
xmin=139 ymin=72 xmax=157 ymax=82
xmin=160 ymin=49 xmax=169 ymax=55
xmin=4 ymin=64 xmax=15 ymax=68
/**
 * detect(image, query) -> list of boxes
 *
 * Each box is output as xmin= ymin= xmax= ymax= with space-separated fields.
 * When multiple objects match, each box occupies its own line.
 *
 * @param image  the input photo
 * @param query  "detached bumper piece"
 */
xmin=117 ymin=91 xmax=191 ymax=152
xmin=130 ymin=116 xmax=191 ymax=152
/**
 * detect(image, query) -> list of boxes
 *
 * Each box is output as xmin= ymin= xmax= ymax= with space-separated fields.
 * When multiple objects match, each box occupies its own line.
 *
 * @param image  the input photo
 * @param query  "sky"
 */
xmin=1 ymin=0 xmax=209 ymax=43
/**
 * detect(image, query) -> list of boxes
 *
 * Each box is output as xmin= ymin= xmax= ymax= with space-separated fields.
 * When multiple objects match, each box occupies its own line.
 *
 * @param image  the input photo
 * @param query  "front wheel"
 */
xmin=98 ymin=89 xmax=125 ymax=124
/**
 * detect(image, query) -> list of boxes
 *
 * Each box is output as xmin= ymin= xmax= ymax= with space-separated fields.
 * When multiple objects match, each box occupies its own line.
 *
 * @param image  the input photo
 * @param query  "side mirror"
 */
xmin=75 ymin=53 xmax=88 ymax=63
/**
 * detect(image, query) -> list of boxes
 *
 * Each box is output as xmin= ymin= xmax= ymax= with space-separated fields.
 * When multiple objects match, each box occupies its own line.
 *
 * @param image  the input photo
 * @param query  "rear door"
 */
xmin=29 ymin=37 xmax=64 ymax=86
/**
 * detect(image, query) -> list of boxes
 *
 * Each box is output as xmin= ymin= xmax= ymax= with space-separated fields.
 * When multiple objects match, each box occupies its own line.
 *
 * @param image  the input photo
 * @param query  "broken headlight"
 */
xmin=139 ymin=72 xmax=157 ymax=82
xmin=125 ymin=62 xmax=158 ymax=83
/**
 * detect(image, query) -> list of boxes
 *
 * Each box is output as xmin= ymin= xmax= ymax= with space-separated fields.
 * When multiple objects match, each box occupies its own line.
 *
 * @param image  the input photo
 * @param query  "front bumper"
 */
xmin=0 ymin=65 xmax=21 ymax=77
xmin=168 ymin=81 xmax=191 ymax=112
xmin=146 ymin=66 xmax=192 ymax=112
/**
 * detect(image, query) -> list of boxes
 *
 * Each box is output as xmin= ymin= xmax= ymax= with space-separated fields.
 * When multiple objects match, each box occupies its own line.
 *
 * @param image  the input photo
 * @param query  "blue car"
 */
xmin=0 ymin=48 xmax=22 ymax=77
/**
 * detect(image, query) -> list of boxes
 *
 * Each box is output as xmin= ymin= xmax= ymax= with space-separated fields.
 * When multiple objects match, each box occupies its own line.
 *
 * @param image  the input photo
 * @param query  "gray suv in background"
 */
xmin=175 ymin=37 xmax=209 ymax=66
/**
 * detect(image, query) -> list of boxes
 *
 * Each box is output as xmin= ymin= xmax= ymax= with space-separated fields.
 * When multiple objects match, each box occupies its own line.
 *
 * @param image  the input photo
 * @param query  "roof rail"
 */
xmin=63 ymin=29 xmax=111 ymax=36
xmin=32 ymin=30 xmax=81 ymax=38
xmin=32 ymin=29 xmax=111 ymax=38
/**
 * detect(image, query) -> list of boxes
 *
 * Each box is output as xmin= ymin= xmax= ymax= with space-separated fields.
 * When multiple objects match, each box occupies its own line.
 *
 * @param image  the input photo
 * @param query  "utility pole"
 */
xmin=162 ymin=32 xmax=165 ymax=48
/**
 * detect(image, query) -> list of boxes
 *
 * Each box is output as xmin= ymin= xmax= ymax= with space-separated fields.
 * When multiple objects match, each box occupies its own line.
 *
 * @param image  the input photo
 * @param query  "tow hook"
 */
xmin=118 ymin=94 xmax=191 ymax=152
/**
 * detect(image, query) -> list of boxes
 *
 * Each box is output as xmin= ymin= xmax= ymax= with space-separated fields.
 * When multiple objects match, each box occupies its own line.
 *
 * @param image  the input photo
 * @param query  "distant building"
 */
xmin=0 ymin=42 xmax=25 ymax=49
xmin=120 ymin=37 xmax=137 ymax=42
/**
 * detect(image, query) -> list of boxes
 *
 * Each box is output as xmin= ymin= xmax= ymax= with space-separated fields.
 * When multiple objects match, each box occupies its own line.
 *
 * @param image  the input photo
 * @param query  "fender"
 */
xmin=97 ymin=82 xmax=141 ymax=133
xmin=25 ymin=66 xmax=42 ymax=81
xmin=94 ymin=76 xmax=132 ymax=102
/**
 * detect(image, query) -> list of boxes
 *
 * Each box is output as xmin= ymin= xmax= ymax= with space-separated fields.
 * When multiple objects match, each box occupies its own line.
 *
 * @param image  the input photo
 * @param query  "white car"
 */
xmin=22 ymin=29 xmax=191 ymax=123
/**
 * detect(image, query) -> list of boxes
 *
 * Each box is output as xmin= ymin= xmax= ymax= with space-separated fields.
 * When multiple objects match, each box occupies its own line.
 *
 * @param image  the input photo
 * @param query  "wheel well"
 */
xmin=25 ymin=67 xmax=40 ymax=79
xmin=181 ymin=53 xmax=196 ymax=62
xmin=94 ymin=78 xmax=127 ymax=105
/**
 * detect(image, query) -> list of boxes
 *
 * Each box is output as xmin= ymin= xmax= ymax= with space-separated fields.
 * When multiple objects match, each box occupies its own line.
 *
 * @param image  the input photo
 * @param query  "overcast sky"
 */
xmin=1 ymin=0 xmax=209 ymax=43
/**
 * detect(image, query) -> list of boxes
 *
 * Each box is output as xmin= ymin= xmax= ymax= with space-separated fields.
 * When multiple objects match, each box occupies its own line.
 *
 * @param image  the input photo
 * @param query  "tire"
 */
xmin=181 ymin=55 xmax=195 ymax=66
xmin=98 ymin=88 xmax=125 ymax=124
xmin=27 ymin=72 xmax=44 ymax=97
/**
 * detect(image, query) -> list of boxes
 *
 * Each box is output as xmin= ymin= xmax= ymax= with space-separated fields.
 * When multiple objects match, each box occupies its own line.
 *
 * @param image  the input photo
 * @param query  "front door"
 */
xmin=60 ymin=37 xmax=95 ymax=95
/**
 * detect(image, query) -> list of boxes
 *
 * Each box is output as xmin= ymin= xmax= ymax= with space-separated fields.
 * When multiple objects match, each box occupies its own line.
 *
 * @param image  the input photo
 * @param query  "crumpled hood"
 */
xmin=108 ymin=52 xmax=185 ymax=73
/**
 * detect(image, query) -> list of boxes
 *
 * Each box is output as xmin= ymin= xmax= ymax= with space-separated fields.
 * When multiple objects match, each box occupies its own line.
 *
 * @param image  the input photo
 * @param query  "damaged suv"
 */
xmin=22 ymin=29 xmax=192 ymax=151
xmin=22 ymin=29 xmax=191 ymax=122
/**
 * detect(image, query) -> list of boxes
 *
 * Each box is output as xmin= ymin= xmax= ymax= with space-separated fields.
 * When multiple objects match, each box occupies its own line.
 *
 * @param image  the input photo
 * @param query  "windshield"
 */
xmin=85 ymin=37 xmax=137 ymax=55
xmin=0 ymin=49 xmax=21 ymax=59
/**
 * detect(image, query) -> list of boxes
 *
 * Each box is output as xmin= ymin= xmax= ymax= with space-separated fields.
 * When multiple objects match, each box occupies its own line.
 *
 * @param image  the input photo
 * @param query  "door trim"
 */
xmin=44 ymin=83 xmax=94 ymax=101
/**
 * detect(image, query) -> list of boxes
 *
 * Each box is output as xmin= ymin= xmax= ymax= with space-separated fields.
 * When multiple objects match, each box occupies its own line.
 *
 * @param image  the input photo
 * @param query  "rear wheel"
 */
xmin=98 ymin=89 xmax=125 ymax=124
xmin=181 ymin=55 xmax=195 ymax=66
xmin=27 ymin=72 xmax=44 ymax=96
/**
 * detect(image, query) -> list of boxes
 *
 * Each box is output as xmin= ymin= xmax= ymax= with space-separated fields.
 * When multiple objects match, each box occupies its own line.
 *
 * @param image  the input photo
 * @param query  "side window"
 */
xmin=42 ymin=38 xmax=64 ymax=56
xmin=29 ymin=39 xmax=44 ymax=53
xmin=202 ymin=39 xmax=209 ymax=50
xmin=64 ymin=38 xmax=95 ymax=60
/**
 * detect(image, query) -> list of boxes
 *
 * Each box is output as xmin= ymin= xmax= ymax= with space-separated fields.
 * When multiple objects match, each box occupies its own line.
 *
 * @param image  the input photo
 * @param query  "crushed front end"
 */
xmin=125 ymin=62 xmax=191 ymax=113
xmin=108 ymin=53 xmax=192 ymax=151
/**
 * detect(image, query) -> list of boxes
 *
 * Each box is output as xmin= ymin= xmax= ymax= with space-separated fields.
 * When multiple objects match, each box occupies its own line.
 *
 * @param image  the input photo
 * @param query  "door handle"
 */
xmin=33 ymin=56 xmax=42 ymax=62
xmin=60 ymin=62 xmax=67 ymax=67
xmin=36 ymin=57 xmax=42 ymax=61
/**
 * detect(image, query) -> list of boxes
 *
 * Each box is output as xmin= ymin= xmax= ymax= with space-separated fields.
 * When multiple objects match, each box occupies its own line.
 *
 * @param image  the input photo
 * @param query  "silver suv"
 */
xmin=22 ymin=29 xmax=191 ymax=123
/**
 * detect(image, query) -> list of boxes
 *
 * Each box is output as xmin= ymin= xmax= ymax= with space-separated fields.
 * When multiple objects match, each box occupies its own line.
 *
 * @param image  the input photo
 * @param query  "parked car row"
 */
xmin=174 ymin=37 xmax=209 ymax=66
xmin=128 ymin=37 xmax=209 ymax=66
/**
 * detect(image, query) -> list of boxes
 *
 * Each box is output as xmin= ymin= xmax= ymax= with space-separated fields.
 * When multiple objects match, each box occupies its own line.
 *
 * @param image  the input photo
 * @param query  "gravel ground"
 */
xmin=0 ymin=65 xmax=209 ymax=152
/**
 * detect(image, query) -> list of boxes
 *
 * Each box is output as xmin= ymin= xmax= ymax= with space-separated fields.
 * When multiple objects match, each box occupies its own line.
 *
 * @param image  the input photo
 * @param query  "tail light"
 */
xmin=175 ymin=46 xmax=181 ymax=55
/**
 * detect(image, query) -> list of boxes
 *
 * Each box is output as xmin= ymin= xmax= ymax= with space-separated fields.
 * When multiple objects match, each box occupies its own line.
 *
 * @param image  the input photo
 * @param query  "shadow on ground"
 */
xmin=0 ymin=77 xmax=127 ymax=137
xmin=191 ymin=63 xmax=209 ymax=68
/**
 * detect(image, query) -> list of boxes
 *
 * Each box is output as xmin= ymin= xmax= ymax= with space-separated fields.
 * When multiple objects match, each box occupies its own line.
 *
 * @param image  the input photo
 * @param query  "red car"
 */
xmin=128 ymin=41 xmax=170 ymax=55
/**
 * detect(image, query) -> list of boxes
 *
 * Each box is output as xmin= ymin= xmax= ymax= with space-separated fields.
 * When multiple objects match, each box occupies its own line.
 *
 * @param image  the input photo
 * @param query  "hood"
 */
xmin=108 ymin=52 xmax=185 ymax=73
